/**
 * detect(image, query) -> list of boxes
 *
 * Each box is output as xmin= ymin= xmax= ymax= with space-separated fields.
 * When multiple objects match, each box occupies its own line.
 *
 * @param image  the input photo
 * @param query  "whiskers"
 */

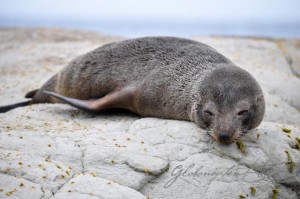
xmin=204 ymin=128 xmax=247 ymax=144
xmin=208 ymin=131 xmax=218 ymax=141
xmin=232 ymin=128 xmax=245 ymax=142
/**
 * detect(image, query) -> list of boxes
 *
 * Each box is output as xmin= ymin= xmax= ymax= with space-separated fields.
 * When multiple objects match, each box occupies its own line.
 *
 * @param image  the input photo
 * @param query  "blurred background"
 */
xmin=0 ymin=0 xmax=300 ymax=38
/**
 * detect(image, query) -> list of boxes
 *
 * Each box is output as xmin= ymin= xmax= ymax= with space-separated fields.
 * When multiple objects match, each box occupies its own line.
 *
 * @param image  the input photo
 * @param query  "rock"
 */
xmin=276 ymin=39 xmax=300 ymax=78
xmin=0 ymin=173 xmax=52 ymax=199
xmin=141 ymin=153 xmax=275 ymax=199
xmin=51 ymin=174 xmax=146 ymax=199
xmin=126 ymin=154 xmax=169 ymax=175
xmin=0 ymin=28 xmax=300 ymax=199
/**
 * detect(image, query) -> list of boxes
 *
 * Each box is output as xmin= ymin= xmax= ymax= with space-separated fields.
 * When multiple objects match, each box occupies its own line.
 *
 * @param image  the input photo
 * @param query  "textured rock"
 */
xmin=0 ymin=28 xmax=300 ymax=199
xmin=276 ymin=39 xmax=300 ymax=78
xmin=51 ymin=174 xmax=146 ymax=199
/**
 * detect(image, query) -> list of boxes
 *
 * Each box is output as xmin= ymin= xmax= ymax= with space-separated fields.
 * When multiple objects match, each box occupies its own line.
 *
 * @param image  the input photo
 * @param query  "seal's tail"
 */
xmin=0 ymin=100 xmax=32 ymax=113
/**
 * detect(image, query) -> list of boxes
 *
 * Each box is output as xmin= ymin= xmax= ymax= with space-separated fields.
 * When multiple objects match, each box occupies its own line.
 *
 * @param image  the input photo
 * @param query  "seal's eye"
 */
xmin=238 ymin=110 xmax=249 ymax=116
xmin=204 ymin=110 xmax=214 ymax=117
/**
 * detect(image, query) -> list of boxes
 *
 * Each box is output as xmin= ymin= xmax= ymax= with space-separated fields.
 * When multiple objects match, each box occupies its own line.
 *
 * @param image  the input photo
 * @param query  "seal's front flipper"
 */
xmin=0 ymin=100 xmax=31 ymax=113
xmin=43 ymin=87 xmax=136 ymax=113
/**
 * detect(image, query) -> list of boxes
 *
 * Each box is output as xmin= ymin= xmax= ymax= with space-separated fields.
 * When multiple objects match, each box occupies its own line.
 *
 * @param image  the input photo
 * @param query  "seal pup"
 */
xmin=0 ymin=37 xmax=265 ymax=144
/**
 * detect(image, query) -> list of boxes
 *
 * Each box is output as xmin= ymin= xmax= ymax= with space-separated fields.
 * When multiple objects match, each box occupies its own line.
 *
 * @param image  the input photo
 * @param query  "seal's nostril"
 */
xmin=219 ymin=132 xmax=230 ymax=141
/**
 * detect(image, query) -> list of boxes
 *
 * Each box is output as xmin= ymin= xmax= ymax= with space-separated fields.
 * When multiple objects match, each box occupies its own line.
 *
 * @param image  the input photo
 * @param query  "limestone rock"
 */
xmin=51 ymin=174 xmax=146 ymax=199
xmin=0 ymin=28 xmax=299 ymax=199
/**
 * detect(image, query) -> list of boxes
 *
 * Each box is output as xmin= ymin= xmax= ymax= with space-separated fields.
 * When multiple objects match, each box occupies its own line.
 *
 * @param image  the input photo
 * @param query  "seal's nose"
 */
xmin=219 ymin=131 xmax=230 ymax=143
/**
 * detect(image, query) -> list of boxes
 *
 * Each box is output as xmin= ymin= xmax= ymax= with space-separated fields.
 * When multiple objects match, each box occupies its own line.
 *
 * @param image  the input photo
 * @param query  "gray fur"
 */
xmin=1 ymin=37 xmax=265 ymax=144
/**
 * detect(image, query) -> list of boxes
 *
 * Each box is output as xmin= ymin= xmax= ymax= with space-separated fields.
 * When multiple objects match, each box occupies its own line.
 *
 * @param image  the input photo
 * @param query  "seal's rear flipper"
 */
xmin=0 ymin=100 xmax=31 ymax=113
xmin=43 ymin=91 xmax=99 ymax=113
xmin=43 ymin=88 xmax=135 ymax=113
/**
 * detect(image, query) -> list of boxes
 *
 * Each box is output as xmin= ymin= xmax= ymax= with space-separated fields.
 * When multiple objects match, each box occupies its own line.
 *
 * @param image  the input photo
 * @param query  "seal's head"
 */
xmin=192 ymin=66 xmax=265 ymax=145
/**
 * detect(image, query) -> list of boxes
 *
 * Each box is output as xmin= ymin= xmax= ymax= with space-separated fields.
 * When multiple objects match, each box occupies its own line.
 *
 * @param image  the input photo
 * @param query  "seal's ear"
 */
xmin=255 ymin=94 xmax=264 ymax=105
xmin=251 ymin=93 xmax=265 ymax=128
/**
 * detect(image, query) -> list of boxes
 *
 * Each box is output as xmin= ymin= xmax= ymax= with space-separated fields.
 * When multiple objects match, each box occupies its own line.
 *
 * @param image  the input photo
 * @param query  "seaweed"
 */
xmin=285 ymin=151 xmax=295 ymax=173
xmin=296 ymin=137 xmax=300 ymax=150
xmin=55 ymin=164 xmax=62 ymax=170
xmin=271 ymin=189 xmax=279 ymax=199
xmin=236 ymin=140 xmax=246 ymax=154
xmin=144 ymin=168 xmax=149 ymax=175
xmin=250 ymin=186 xmax=256 ymax=195
xmin=281 ymin=127 xmax=291 ymax=133
xmin=5 ymin=189 xmax=17 ymax=196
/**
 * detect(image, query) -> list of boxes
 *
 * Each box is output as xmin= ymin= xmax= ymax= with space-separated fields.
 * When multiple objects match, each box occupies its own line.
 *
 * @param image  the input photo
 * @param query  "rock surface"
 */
xmin=0 ymin=28 xmax=299 ymax=199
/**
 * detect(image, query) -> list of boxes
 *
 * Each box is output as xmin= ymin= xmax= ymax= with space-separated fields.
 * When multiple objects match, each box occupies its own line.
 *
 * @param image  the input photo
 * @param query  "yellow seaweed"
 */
xmin=250 ymin=186 xmax=256 ymax=195
xmin=285 ymin=151 xmax=295 ymax=173
xmin=236 ymin=140 xmax=246 ymax=154
xmin=271 ymin=189 xmax=279 ymax=199
xmin=281 ymin=127 xmax=291 ymax=133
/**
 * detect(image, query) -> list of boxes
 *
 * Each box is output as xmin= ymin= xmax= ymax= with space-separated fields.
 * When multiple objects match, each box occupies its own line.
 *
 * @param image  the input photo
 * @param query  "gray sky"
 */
xmin=1 ymin=0 xmax=300 ymax=23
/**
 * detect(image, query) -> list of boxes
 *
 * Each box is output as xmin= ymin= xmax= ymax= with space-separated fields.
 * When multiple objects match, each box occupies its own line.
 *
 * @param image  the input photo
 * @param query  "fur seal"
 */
xmin=0 ymin=37 xmax=265 ymax=144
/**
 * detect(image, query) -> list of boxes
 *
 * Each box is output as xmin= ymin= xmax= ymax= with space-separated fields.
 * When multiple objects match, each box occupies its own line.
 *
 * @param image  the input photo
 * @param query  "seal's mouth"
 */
xmin=210 ymin=131 xmax=242 ymax=145
xmin=220 ymin=139 xmax=235 ymax=145
xmin=214 ymin=136 xmax=235 ymax=145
